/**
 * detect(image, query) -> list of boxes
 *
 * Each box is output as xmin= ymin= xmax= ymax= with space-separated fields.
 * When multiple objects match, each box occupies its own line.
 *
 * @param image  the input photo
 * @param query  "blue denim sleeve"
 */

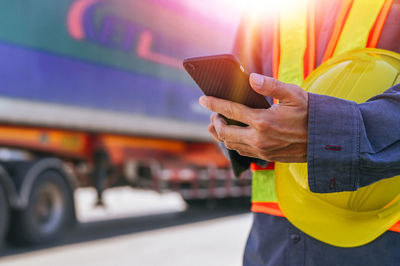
xmin=308 ymin=84 xmax=400 ymax=193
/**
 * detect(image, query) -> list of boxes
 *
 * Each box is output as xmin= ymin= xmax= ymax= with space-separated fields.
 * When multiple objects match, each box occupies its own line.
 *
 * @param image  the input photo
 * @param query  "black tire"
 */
xmin=0 ymin=184 xmax=10 ymax=245
xmin=8 ymin=170 xmax=75 ymax=246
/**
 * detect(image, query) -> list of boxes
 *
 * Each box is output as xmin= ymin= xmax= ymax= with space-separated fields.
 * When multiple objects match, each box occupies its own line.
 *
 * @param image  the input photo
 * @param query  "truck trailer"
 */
xmin=0 ymin=0 xmax=250 ymax=245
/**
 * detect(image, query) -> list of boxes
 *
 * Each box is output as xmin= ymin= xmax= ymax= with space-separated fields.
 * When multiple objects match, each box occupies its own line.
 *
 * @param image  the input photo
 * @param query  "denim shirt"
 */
xmin=244 ymin=213 xmax=400 ymax=266
xmin=308 ymin=84 xmax=400 ymax=193
xmin=241 ymin=84 xmax=400 ymax=266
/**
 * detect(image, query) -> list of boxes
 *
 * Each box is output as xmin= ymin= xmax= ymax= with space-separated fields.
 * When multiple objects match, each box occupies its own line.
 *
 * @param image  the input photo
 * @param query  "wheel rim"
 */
xmin=32 ymin=182 xmax=64 ymax=234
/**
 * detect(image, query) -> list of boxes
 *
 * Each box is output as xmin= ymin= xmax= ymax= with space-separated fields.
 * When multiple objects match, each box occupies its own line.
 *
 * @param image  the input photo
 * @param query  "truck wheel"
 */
xmin=8 ymin=170 xmax=75 ymax=245
xmin=0 ymin=185 xmax=9 ymax=245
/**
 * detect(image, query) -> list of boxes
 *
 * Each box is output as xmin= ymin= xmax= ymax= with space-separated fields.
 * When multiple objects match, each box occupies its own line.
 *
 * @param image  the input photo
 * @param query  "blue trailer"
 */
xmin=0 ymin=0 xmax=250 ymax=246
xmin=0 ymin=0 xmax=242 ymax=139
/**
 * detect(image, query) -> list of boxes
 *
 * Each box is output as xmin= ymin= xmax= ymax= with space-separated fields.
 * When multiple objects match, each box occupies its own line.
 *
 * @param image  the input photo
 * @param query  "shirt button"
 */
xmin=290 ymin=233 xmax=301 ymax=243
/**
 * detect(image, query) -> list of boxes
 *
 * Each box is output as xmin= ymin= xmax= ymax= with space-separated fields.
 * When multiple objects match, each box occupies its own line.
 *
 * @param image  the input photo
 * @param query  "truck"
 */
xmin=0 ymin=0 xmax=251 ymax=245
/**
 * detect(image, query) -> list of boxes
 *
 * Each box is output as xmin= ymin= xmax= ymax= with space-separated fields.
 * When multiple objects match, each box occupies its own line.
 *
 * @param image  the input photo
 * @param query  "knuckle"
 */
xmin=253 ymin=113 xmax=270 ymax=131
xmin=223 ymin=102 xmax=234 ymax=118
xmin=224 ymin=141 xmax=233 ymax=150
xmin=216 ymin=124 xmax=226 ymax=140
xmin=271 ymin=78 xmax=281 ymax=94
xmin=252 ymin=136 xmax=267 ymax=150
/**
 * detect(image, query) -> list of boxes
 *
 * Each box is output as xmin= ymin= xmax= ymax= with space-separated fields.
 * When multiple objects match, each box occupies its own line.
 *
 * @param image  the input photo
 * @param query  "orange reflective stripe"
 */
xmin=367 ymin=0 xmax=393 ymax=48
xmin=322 ymin=0 xmax=353 ymax=62
xmin=303 ymin=0 xmax=316 ymax=79
xmin=251 ymin=202 xmax=285 ymax=217
xmin=389 ymin=220 xmax=400 ymax=233
xmin=272 ymin=16 xmax=280 ymax=80
xmin=250 ymin=162 xmax=275 ymax=172
xmin=253 ymin=201 xmax=400 ymax=234
xmin=272 ymin=15 xmax=280 ymax=106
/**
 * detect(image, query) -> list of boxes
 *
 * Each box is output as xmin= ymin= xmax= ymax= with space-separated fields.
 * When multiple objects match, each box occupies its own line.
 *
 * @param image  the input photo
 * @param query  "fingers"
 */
xmin=211 ymin=113 xmax=249 ymax=143
xmin=208 ymin=124 xmax=222 ymax=142
xmin=224 ymin=141 xmax=257 ymax=157
xmin=262 ymin=143 xmax=308 ymax=163
xmin=208 ymin=113 xmax=255 ymax=157
xmin=199 ymin=96 xmax=256 ymax=126
xmin=249 ymin=73 xmax=302 ymax=104
xmin=208 ymin=113 xmax=225 ymax=142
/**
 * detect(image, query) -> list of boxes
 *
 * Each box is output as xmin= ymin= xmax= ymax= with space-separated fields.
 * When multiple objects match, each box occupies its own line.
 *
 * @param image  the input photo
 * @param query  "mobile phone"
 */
xmin=184 ymin=54 xmax=269 ymax=170
xmin=183 ymin=54 xmax=270 ymax=123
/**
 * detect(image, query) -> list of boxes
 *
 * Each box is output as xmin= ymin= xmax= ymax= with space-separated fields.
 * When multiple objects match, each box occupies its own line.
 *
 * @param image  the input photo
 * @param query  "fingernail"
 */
xmin=199 ymin=96 xmax=206 ymax=107
xmin=251 ymin=73 xmax=264 ymax=88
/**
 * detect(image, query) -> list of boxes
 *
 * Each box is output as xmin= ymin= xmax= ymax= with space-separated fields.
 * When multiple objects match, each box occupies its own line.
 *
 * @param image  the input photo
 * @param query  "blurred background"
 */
xmin=0 ymin=0 xmax=253 ymax=265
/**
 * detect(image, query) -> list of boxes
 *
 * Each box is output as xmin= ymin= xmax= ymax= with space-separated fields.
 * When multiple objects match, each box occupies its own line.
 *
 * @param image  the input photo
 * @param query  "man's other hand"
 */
xmin=199 ymin=73 xmax=309 ymax=163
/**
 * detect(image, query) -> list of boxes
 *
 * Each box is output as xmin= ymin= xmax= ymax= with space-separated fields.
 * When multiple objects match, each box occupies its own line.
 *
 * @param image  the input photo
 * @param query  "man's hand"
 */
xmin=199 ymin=73 xmax=309 ymax=163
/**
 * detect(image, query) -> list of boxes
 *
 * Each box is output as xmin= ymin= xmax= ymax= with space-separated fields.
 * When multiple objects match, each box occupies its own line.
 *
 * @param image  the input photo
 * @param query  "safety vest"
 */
xmin=251 ymin=0 xmax=399 ymax=246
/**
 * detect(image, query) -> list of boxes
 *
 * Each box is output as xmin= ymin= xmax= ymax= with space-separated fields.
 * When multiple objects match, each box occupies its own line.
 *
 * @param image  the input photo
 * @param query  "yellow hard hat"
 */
xmin=276 ymin=48 xmax=400 ymax=247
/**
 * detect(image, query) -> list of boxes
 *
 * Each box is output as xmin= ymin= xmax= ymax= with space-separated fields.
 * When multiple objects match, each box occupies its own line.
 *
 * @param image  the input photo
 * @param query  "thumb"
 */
xmin=249 ymin=73 xmax=300 ymax=103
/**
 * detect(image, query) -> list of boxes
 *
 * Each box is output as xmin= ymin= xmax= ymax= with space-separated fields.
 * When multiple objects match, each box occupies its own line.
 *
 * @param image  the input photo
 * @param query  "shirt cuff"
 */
xmin=307 ymin=93 xmax=360 ymax=193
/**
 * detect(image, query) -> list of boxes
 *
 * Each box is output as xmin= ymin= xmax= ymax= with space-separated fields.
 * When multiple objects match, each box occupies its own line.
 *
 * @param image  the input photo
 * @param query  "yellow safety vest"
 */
xmin=251 ymin=0 xmax=400 ymax=247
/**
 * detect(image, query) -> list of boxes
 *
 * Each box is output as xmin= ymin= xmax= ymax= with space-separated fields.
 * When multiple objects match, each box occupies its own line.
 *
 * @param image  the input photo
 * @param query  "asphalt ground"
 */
xmin=0 ymin=188 xmax=253 ymax=266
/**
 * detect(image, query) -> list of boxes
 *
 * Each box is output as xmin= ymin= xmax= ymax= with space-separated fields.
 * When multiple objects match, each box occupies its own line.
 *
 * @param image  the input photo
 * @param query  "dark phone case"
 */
xmin=183 ymin=54 xmax=270 ymax=110
xmin=184 ymin=54 xmax=269 ymax=171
